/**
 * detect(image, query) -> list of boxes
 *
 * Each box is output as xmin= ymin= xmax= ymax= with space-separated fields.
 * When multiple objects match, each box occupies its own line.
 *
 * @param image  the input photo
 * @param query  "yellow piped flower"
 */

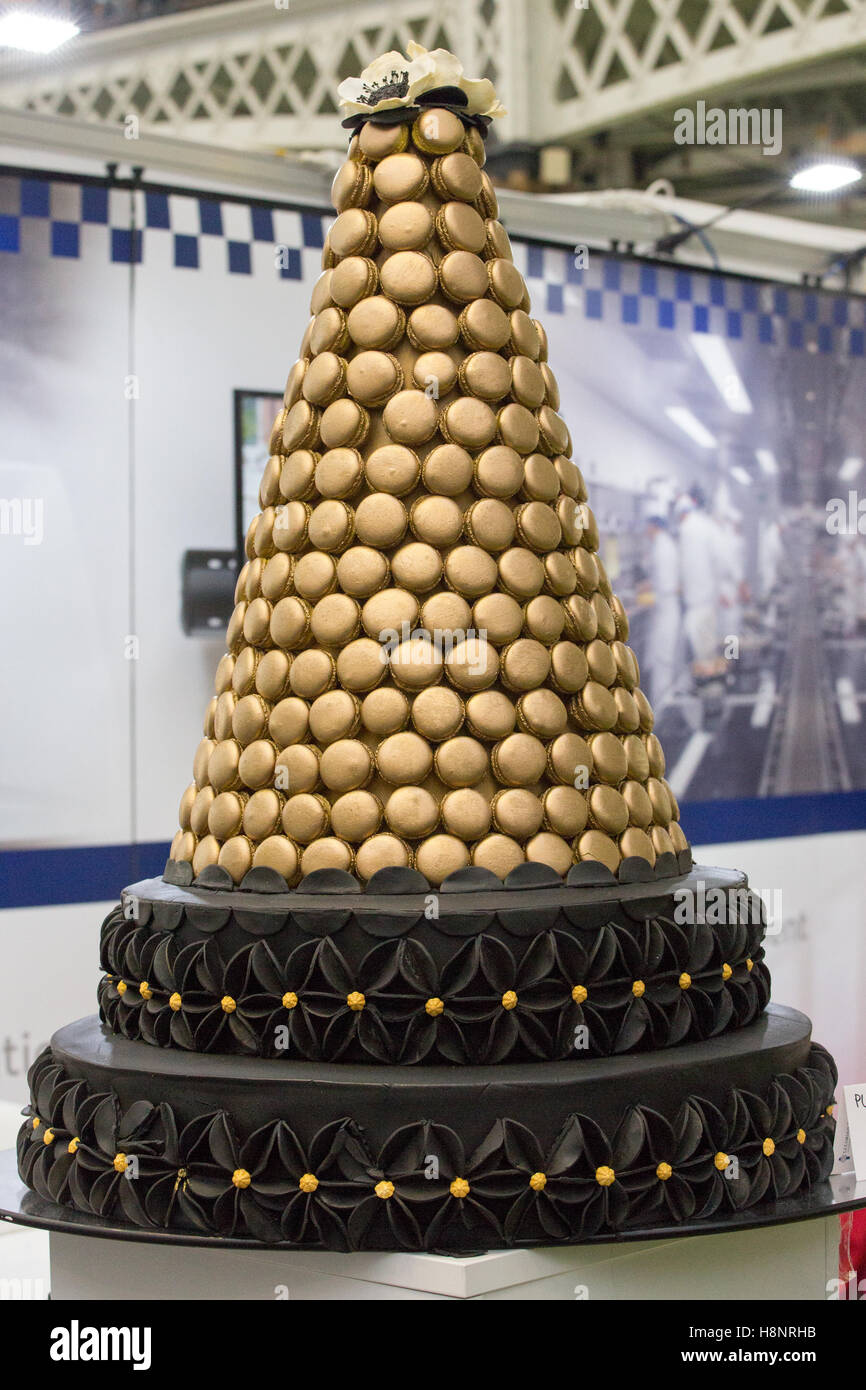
xmin=43 ymin=1128 xmax=55 ymax=1146
xmin=425 ymin=996 xmax=444 ymax=1016
xmin=678 ymin=972 xmax=691 ymax=990
xmin=529 ymin=1172 xmax=547 ymax=1191
xmin=450 ymin=1177 xmax=470 ymax=1199
xmin=169 ymin=992 xmax=182 ymax=1012
xmin=232 ymin=1168 xmax=251 ymax=1189
xmin=714 ymin=1151 xmax=729 ymax=1171
xmin=113 ymin=1153 xmax=128 ymax=1173
xmin=796 ymin=1129 xmax=806 ymax=1145
xmin=595 ymin=1165 xmax=615 ymax=1187
xmin=632 ymin=980 xmax=645 ymax=998
xmin=139 ymin=980 xmax=152 ymax=1000
xmin=656 ymin=1161 xmax=672 ymax=1181
xmin=501 ymin=990 xmax=518 ymax=1010
xmin=722 ymin=963 xmax=732 ymax=981
xmin=299 ymin=1172 xmax=319 ymax=1193
xmin=375 ymin=1180 xmax=394 ymax=1200
xmin=282 ymin=991 xmax=298 ymax=1010
xmin=746 ymin=957 xmax=754 ymax=972
xmin=571 ymin=984 xmax=588 ymax=1005
xmin=762 ymin=1137 xmax=775 ymax=1157
xmin=116 ymin=980 xmax=128 ymax=996
xmin=347 ymin=991 xmax=365 ymax=1012
xmin=68 ymin=1137 xmax=79 ymax=1155
xmin=826 ymin=1105 xmax=835 ymax=1118
xmin=31 ymin=1117 xmax=41 ymax=1130
xmin=221 ymin=995 xmax=237 ymax=1014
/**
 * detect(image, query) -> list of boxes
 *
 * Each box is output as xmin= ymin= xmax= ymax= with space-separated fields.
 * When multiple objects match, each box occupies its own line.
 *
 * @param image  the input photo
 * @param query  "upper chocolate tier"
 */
xmin=98 ymin=865 xmax=769 ymax=1066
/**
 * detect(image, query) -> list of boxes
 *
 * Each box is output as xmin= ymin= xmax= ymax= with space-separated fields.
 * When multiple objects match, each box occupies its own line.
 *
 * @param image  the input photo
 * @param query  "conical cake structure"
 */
xmin=169 ymin=108 xmax=689 ymax=889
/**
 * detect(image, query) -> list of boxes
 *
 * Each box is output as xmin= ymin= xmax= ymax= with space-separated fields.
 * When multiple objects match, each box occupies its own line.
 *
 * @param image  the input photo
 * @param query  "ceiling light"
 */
xmin=790 ymin=162 xmax=861 ymax=194
xmin=665 ymin=406 xmax=717 ymax=449
xmin=690 ymin=334 xmax=752 ymax=415
xmin=731 ymin=466 xmax=752 ymax=486
xmin=756 ymin=449 xmax=778 ymax=476
xmin=0 ymin=11 xmax=79 ymax=52
xmin=839 ymin=456 xmax=863 ymax=481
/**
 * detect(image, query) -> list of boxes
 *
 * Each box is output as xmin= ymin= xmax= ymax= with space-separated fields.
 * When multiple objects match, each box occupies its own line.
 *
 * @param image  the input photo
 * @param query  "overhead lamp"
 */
xmin=664 ymin=406 xmax=717 ymax=449
xmin=730 ymin=466 xmax=752 ymax=487
xmin=690 ymin=334 xmax=752 ymax=415
xmin=839 ymin=456 xmax=863 ymax=481
xmin=0 ymin=11 xmax=79 ymax=52
xmin=755 ymin=449 xmax=778 ymax=476
xmin=790 ymin=162 xmax=861 ymax=194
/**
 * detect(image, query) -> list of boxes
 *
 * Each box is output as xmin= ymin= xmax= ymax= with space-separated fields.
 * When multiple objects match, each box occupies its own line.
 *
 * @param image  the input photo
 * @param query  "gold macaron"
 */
xmin=346 ymin=295 xmax=406 ymax=350
xmin=379 ymin=250 xmax=438 ymax=306
xmin=361 ymin=686 xmax=410 ymax=736
xmin=440 ymin=787 xmax=491 ymax=840
xmin=365 ymin=443 xmax=421 ymax=495
xmin=294 ymin=551 xmax=338 ymax=602
xmin=329 ymin=208 xmax=378 ymax=259
xmin=407 ymin=303 xmax=460 ymax=350
xmin=422 ymin=443 xmax=475 ymax=496
xmin=411 ymin=685 xmax=466 ymax=741
xmin=358 ymin=120 xmax=409 ymax=161
xmin=315 ymin=448 xmax=364 ymax=500
xmin=268 ymin=696 xmax=310 ymax=749
xmin=440 ymin=397 xmax=497 ymax=450
xmin=464 ymin=497 xmax=515 ymax=552
xmin=355 ymin=834 xmax=413 ymax=881
xmin=382 ymin=389 xmax=439 ymax=445
xmin=439 ymin=249 xmax=490 ymax=304
xmin=458 ymin=298 xmax=511 ymax=351
xmin=465 ymin=689 xmax=517 ymax=741
xmin=330 ymin=256 xmax=379 ymax=308
xmin=498 ymin=547 xmax=545 ymax=600
xmin=414 ymin=835 xmax=470 ymax=886
xmin=474 ymin=445 xmax=524 ymax=499
xmin=330 ymin=158 xmax=373 ymax=213
xmin=542 ymin=785 xmax=587 ymax=837
xmin=491 ymin=732 xmax=547 ymax=787
xmin=390 ymin=540 xmax=443 ymax=593
xmin=458 ymin=351 xmax=512 ymax=401
xmin=473 ymin=592 xmax=523 ymax=645
xmin=376 ymin=730 xmax=434 ymax=785
xmin=491 ymin=788 xmax=544 ymax=839
xmin=319 ymin=398 xmax=370 ymax=449
xmin=378 ymin=200 xmax=434 ymax=251
xmin=436 ymin=201 xmax=487 ymax=253
xmin=435 ymin=735 xmax=489 ymax=787
xmin=430 ymin=151 xmax=483 ymax=202
xmin=309 ymin=687 xmax=362 ymax=744
xmin=373 ymin=152 xmax=430 ymax=203
xmin=412 ymin=106 xmax=465 ymax=155
xmin=330 ymin=789 xmax=384 ymax=843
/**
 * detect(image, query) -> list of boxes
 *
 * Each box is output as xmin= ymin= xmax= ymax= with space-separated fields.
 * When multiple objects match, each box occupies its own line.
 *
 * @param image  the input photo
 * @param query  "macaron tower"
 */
xmin=19 ymin=46 xmax=837 ymax=1254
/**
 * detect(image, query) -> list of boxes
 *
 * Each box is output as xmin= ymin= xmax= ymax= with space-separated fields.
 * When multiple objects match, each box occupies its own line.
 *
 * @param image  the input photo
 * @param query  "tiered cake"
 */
xmin=18 ymin=46 xmax=836 ymax=1253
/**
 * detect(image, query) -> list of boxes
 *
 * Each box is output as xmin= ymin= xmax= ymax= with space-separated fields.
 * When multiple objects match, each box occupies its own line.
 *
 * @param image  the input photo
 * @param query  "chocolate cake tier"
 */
xmin=98 ymin=865 xmax=769 ymax=1064
xmin=18 ymin=1008 xmax=835 ymax=1253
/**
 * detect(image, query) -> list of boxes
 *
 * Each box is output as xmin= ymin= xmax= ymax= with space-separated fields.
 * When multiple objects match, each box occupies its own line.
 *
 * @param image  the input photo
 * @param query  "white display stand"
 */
xmin=47 ymin=1216 xmax=840 ymax=1301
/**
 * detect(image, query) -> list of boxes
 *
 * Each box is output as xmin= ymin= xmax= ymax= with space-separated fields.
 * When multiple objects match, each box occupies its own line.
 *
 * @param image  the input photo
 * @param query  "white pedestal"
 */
xmin=47 ymin=1216 xmax=840 ymax=1301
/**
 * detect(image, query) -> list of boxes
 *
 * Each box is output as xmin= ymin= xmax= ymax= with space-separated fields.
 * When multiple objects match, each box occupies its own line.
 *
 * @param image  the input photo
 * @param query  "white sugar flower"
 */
xmin=337 ymin=42 xmax=505 ymax=120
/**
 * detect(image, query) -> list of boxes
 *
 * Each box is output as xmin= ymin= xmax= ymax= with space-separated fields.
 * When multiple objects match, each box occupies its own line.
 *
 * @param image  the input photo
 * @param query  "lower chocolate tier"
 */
xmin=18 ymin=1008 xmax=835 ymax=1253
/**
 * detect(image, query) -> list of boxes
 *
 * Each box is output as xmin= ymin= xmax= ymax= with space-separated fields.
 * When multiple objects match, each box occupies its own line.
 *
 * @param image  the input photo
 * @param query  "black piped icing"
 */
xmin=17 ymin=1010 xmax=836 ymax=1252
xmin=98 ymin=866 xmax=770 ymax=1064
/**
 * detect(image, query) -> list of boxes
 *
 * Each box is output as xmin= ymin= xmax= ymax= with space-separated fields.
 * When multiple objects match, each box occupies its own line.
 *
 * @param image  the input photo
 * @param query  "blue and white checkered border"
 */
xmin=1 ymin=174 xmax=864 ymax=354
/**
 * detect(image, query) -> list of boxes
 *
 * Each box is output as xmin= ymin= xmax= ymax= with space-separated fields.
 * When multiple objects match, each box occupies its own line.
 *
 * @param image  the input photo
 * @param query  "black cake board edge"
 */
xmin=2 ymin=1148 xmax=864 ymax=1253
